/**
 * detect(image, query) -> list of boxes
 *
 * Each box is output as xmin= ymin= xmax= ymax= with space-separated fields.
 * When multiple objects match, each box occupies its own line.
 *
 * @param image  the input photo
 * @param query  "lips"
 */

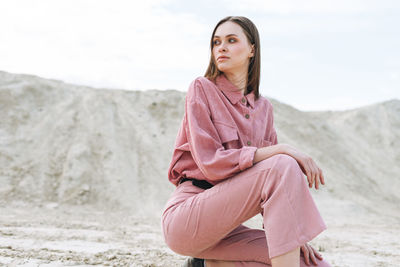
xmin=217 ymin=56 xmax=229 ymax=61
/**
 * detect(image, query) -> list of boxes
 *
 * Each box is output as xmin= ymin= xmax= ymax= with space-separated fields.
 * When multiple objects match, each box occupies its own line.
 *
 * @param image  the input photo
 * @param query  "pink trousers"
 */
xmin=161 ymin=154 xmax=331 ymax=266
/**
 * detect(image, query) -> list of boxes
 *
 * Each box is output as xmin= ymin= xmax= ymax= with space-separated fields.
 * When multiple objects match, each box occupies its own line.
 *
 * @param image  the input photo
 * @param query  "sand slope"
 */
xmin=0 ymin=70 xmax=399 ymax=266
xmin=0 ymin=70 xmax=185 ymax=216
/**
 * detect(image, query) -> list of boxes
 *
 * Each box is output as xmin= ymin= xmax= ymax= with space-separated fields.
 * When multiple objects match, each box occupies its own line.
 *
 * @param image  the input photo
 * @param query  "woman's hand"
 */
xmin=278 ymin=144 xmax=325 ymax=189
xmin=301 ymin=243 xmax=323 ymax=266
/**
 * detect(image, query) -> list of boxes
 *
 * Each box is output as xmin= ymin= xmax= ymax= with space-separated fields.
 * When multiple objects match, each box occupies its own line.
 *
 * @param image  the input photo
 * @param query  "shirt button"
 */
xmin=245 ymin=114 xmax=250 ymax=119
xmin=247 ymin=141 xmax=251 ymax=146
xmin=241 ymin=98 xmax=246 ymax=103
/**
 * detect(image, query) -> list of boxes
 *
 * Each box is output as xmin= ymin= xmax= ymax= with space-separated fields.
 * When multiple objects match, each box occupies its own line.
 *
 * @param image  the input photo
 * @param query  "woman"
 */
xmin=161 ymin=16 xmax=331 ymax=267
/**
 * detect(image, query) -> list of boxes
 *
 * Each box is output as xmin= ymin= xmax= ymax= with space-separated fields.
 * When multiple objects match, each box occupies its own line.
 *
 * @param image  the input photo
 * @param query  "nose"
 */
xmin=218 ymin=41 xmax=228 ymax=52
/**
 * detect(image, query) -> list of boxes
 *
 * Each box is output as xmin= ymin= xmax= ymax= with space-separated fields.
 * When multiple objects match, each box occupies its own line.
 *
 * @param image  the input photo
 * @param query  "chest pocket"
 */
xmin=213 ymin=121 xmax=240 ymax=149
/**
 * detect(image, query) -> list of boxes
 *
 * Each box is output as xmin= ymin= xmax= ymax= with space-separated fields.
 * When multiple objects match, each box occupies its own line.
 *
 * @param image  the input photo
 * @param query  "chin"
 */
xmin=216 ymin=64 xmax=230 ymax=73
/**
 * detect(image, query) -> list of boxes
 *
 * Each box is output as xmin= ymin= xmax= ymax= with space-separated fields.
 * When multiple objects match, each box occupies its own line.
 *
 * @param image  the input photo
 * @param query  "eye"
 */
xmin=213 ymin=38 xmax=236 ymax=46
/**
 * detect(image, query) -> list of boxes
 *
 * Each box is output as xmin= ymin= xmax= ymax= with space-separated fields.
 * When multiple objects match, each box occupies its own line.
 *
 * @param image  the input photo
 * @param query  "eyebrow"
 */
xmin=213 ymin=34 xmax=238 ymax=38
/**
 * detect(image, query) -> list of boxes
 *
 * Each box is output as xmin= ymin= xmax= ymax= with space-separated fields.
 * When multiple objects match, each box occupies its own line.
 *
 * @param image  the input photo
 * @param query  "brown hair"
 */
xmin=204 ymin=16 xmax=261 ymax=100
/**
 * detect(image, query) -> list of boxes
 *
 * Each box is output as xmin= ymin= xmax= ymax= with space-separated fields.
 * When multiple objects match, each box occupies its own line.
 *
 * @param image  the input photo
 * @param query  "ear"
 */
xmin=250 ymin=44 xmax=255 ymax=57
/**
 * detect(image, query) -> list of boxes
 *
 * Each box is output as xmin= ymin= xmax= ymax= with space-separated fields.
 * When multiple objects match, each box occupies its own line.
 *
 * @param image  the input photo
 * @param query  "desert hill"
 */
xmin=0 ymin=70 xmax=399 ymax=224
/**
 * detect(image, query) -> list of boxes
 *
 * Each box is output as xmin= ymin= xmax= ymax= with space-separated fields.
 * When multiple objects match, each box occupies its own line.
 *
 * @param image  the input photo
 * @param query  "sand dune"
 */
xmin=0 ymin=70 xmax=399 ymax=266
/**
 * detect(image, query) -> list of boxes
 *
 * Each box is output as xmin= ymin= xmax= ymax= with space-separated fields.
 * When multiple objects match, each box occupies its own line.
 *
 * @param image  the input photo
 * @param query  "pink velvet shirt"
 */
xmin=167 ymin=73 xmax=278 ymax=186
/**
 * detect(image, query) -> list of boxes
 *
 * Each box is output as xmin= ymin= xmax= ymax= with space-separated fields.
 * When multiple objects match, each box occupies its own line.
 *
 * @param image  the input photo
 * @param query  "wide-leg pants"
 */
xmin=161 ymin=154 xmax=331 ymax=266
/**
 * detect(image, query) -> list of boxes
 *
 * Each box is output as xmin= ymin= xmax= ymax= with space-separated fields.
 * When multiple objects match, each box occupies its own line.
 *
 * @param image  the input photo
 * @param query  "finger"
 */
xmin=308 ymin=160 xmax=316 ymax=189
xmin=301 ymin=245 xmax=310 ymax=266
xmin=318 ymin=168 xmax=324 ymax=188
xmin=304 ymin=244 xmax=317 ymax=266
xmin=307 ymin=160 xmax=316 ymax=189
xmin=311 ymin=161 xmax=318 ymax=189
xmin=312 ymin=163 xmax=320 ymax=189
xmin=312 ymin=162 xmax=320 ymax=189
xmin=315 ymin=171 xmax=320 ymax=189
xmin=299 ymin=163 xmax=307 ymax=176
xmin=310 ymin=252 xmax=318 ymax=266
xmin=300 ymin=245 xmax=306 ymax=256
xmin=300 ymin=245 xmax=305 ymax=255
xmin=320 ymin=169 xmax=325 ymax=185
xmin=311 ymin=246 xmax=323 ymax=260
xmin=306 ymin=162 xmax=314 ymax=188
xmin=303 ymin=164 xmax=312 ymax=188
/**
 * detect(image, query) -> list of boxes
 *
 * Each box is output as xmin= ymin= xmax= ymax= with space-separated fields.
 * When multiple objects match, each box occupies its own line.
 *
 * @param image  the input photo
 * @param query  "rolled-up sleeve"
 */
xmin=185 ymin=80 xmax=257 ymax=181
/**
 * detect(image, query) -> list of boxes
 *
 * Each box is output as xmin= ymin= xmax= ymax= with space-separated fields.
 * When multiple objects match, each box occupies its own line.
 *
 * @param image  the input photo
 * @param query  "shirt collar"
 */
xmin=215 ymin=73 xmax=255 ymax=108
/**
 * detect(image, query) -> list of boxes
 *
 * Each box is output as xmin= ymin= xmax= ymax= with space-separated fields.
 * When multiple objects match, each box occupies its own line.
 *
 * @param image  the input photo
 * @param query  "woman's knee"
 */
xmin=163 ymin=230 xmax=196 ymax=255
xmin=273 ymin=154 xmax=299 ymax=168
xmin=162 ymin=213 xmax=201 ymax=256
xmin=256 ymin=154 xmax=303 ymax=187
xmin=258 ymin=154 xmax=300 ymax=172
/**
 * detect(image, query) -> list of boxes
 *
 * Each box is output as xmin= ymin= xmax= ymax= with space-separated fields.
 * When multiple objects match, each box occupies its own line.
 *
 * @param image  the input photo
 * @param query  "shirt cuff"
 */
xmin=239 ymin=146 xmax=258 ymax=171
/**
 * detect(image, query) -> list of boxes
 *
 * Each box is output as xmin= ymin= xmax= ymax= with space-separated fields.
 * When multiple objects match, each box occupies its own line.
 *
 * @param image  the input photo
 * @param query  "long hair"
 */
xmin=204 ymin=16 xmax=261 ymax=100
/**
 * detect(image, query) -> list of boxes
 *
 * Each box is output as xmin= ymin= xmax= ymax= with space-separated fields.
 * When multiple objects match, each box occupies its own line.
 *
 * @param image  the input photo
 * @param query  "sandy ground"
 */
xmin=0 ymin=203 xmax=182 ymax=267
xmin=0 ymin=202 xmax=399 ymax=267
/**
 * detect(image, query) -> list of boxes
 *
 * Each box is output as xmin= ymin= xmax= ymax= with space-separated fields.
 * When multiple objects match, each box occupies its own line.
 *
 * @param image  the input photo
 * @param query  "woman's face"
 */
xmin=212 ymin=21 xmax=254 ymax=75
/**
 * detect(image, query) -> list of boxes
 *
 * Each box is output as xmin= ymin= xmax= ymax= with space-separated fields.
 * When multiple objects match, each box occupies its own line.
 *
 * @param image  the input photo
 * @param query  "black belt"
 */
xmin=179 ymin=178 xmax=214 ymax=190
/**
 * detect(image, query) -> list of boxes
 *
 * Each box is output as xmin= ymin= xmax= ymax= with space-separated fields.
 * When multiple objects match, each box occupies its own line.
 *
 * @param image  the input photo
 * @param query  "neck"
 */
xmin=223 ymin=71 xmax=247 ymax=95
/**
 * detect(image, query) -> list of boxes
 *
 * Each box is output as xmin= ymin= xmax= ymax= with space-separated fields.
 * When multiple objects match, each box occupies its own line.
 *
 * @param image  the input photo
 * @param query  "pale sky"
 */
xmin=1 ymin=0 xmax=399 ymax=111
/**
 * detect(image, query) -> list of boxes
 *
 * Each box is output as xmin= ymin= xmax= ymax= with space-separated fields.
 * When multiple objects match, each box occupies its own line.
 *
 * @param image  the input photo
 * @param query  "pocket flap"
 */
xmin=214 ymin=122 xmax=238 ymax=143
